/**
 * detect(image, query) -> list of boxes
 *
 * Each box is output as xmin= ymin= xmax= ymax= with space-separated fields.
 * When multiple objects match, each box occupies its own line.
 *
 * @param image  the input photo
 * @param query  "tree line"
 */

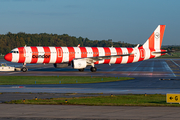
xmin=162 ymin=46 xmax=180 ymax=51
xmin=0 ymin=32 xmax=136 ymax=54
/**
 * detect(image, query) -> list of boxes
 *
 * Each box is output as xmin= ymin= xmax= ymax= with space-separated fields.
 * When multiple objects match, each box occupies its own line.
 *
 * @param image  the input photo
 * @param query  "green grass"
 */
xmin=0 ymin=55 xmax=4 ymax=59
xmin=159 ymin=52 xmax=180 ymax=58
xmin=0 ymin=76 xmax=133 ymax=85
xmin=6 ymin=94 xmax=180 ymax=107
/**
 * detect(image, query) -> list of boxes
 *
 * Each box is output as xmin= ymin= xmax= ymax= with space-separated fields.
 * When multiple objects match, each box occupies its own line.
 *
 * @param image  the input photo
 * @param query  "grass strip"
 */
xmin=0 ymin=56 xmax=4 ymax=59
xmin=159 ymin=52 xmax=180 ymax=58
xmin=0 ymin=76 xmax=133 ymax=85
xmin=6 ymin=94 xmax=180 ymax=107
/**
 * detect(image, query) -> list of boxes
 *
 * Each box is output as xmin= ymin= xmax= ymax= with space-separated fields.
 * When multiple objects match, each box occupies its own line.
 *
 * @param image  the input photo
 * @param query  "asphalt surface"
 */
xmin=1 ymin=58 xmax=180 ymax=120
xmin=1 ymin=104 xmax=180 ymax=120
xmin=1 ymin=77 xmax=180 ymax=95
xmin=1 ymin=59 xmax=180 ymax=77
xmin=0 ymin=59 xmax=180 ymax=95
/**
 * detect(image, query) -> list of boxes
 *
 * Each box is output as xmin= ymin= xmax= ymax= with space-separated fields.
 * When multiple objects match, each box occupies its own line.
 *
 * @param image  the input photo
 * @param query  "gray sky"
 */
xmin=0 ymin=0 xmax=180 ymax=45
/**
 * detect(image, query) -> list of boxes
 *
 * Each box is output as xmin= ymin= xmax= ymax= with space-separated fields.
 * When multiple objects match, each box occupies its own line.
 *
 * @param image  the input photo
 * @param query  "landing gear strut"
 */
xmin=21 ymin=63 xmax=28 ymax=72
xmin=90 ymin=67 xmax=97 ymax=72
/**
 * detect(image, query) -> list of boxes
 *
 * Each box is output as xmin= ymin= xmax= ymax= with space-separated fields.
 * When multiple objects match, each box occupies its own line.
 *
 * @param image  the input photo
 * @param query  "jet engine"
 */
xmin=53 ymin=63 xmax=69 ymax=68
xmin=71 ymin=59 xmax=87 ymax=69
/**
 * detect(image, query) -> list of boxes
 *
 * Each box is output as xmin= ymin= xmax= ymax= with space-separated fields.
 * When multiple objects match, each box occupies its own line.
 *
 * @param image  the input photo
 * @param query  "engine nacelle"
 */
xmin=72 ymin=59 xmax=87 ymax=69
xmin=53 ymin=63 xmax=69 ymax=68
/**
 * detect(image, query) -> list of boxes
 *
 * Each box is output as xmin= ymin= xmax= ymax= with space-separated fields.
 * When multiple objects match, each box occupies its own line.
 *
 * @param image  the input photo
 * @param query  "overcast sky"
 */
xmin=0 ymin=0 xmax=180 ymax=45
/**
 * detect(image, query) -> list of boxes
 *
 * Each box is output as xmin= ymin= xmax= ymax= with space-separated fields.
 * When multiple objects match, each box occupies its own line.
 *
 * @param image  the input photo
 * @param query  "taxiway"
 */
xmin=0 ymin=59 xmax=180 ymax=77
xmin=1 ymin=58 xmax=180 ymax=120
xmin=0 ymin=59 xmax=180 ymax=95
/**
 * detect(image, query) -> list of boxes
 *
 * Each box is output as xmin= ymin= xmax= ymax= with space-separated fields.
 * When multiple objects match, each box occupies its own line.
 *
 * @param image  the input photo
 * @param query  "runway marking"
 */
xmin=171 ymin=59 xmax=180 ymax=68
xmin=164 ymin=61 xmax=176 ymax=77
xmin=109 ymin=64 xmax=125 ymax=71
xmin=127 ymin=61 xmax=146 ymax=76
xmin=131 ymin=61 xmax=144 ymax=71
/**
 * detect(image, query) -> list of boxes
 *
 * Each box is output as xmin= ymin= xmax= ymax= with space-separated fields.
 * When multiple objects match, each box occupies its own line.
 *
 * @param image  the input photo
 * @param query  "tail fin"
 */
xmin=142 ymin=25 xmax=166 ymax=50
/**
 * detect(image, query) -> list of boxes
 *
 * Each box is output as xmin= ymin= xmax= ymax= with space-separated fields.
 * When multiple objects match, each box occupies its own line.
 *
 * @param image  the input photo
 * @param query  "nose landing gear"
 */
xmin=21 ymin=63 xmax=28 ymax=72
xmin=21 ymin=67 xmax=28 ymax=72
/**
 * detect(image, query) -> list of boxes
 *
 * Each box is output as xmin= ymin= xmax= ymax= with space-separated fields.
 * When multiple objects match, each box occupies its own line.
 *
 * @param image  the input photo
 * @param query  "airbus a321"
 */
xmin=4 ymin=25 xmax=169 ymax=72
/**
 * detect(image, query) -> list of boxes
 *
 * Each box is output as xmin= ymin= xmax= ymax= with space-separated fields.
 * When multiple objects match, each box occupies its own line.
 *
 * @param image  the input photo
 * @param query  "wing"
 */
xmin=73 ymin=44 xmax=140 ymax=65
xmin=74 ymin=53 xmax=134 ymax=64
xmin=74 ymin=45 xmax=139 ymax=64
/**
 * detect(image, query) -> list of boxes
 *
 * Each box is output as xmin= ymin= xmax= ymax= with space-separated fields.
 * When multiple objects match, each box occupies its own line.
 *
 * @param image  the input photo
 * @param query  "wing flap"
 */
xmin=74 ymin=53 xmax=133 ymax=63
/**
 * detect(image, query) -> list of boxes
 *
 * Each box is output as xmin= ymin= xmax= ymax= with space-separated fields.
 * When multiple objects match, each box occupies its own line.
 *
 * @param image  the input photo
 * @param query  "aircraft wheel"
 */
xmin=90 ymin=67 xmax=97 ymax=72
xmin=21 ymin=67 xmax=28 ymax=72
xmin=78 ymin=68 xmax=84 ymax=72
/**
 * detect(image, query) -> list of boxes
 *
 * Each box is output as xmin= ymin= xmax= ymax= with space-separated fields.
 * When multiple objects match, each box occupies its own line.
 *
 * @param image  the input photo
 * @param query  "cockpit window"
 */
xmin=10 ymin=51 xmax=19 ymax=53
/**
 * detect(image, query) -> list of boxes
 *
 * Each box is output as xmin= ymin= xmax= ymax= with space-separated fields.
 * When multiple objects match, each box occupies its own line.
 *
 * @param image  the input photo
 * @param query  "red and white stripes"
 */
xmin=142 ymin=25 xmax=166 ymax=50
xmin=9 ymin=46 xmax=161 ymax=65
xmin=4 ymin=25 xmax=167 ymax=68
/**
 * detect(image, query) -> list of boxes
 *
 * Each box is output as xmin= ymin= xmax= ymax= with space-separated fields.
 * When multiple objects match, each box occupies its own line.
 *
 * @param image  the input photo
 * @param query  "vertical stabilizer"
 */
xmin=142 ymin=25 xmax=166 ymax=50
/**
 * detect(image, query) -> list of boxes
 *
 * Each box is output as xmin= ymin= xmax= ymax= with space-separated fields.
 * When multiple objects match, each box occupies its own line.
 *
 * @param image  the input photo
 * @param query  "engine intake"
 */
xmin=72 ymin=59 xmax=87 ymax=69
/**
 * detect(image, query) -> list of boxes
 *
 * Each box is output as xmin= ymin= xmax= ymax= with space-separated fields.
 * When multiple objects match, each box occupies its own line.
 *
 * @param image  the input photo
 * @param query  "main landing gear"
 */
xmin=90 ymin=67 xmax=97 ymax=72
xmin=78 ymin=67 xmax=97 ymax=72
xmin=21 ymin=63 xmax=28 ymax=72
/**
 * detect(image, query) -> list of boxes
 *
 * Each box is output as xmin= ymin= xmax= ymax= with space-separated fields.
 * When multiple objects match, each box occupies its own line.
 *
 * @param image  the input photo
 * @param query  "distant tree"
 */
xmin=0 ymin=32 xmax=140 ymax=54
xmin=19 ymin=37 xmax=25 ymax=46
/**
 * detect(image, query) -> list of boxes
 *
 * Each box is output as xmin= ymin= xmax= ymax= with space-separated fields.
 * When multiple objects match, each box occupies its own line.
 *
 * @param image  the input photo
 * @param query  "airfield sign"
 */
xmin=166 ymin=93 xmax=180 ymax=103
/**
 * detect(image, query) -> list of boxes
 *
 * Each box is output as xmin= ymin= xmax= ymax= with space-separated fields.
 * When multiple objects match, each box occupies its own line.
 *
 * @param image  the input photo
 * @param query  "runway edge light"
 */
xmin=166 ymin=93 xmax=180 ymax=104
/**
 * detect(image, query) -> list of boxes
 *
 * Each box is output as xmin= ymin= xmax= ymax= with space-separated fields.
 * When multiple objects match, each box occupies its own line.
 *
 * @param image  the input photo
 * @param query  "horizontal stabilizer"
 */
xmin=152 ymin=50 xmax=176 ymax=55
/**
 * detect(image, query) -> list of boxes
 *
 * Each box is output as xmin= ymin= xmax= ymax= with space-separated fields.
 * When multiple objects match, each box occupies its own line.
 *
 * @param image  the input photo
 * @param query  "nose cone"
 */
xmin=4 ymin=53 xmax=12 ymax=62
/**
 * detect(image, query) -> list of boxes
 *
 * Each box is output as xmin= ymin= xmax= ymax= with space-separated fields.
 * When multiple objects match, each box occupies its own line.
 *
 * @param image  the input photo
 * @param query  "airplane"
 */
xmin=4 ymin=25 xmax=169 ymax=72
